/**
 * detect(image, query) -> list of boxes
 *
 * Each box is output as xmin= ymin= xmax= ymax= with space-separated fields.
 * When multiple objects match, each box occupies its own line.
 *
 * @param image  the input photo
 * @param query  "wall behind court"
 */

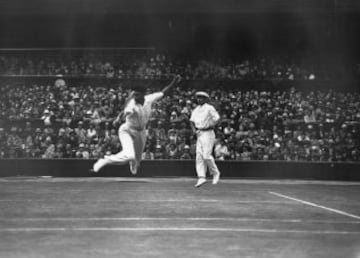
xmin=0 ymin=159 xmax=359 ymax=181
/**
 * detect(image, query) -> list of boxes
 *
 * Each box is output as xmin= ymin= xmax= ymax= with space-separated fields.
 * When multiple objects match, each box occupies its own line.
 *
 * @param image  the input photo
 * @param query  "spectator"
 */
xmin=179 ymin=145 xmax=192 ymax=159
xmin=165 ymin=142 xmax=179 ymax=159
xmin=214 ymin=138 xmax=230 ymax=160
xmin=154 ymin=145 xmax=165 ymax=159
xmin=86 ymin=123 xmax=97 ymax=141
xmin=142 ymin=145 xmax=155 ymax=160
xmin=76 ymin=143 xmax=90 ymax=159
xmin=0 ymin=79 xmax=359 ymax=162
xmin=42 ymin=137 xmax=55 ymax=158
xmin=41 ymin=109 xmax=54 ymax=126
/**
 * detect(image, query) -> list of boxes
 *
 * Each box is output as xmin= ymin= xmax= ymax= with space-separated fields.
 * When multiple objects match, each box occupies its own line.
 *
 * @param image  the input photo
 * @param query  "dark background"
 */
xmin=0 ymin=0 xmax=359 ymax=73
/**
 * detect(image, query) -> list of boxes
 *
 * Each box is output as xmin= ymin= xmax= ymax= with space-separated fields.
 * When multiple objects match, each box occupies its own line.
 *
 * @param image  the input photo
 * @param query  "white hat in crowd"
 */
xmin=195 ymin=91 xmax=209 ymax=98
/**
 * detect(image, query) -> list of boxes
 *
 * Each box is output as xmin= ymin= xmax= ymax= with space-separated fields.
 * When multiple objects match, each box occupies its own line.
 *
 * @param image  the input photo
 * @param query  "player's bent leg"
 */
xmin=204 ymin=156 xmax=221 ymax=185
xmin=195 ymin=153 xmax=207 ymax=187
xmin=92 ymin=158 xmax=110 ymax=173
xmin=212 ymin=170 xmax=220 ymax=185
xmin=130 ymin=131 xmax=145 ymax=176
xmin=129 ymin=160 xmax=139 ymax=175
xmin=202 ymin=131 xmax=220 ymax=185
xmin=91 ymin=132 xmax=135 ymax=174
xmin=106 ymin=131 xmax=136 ymax=163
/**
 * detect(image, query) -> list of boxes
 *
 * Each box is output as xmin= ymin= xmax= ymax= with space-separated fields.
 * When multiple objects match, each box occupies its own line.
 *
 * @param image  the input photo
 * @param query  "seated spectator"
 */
xmin=86 ymin=123 xmax=97 ymax=141
xmin=0 ymin=79 xmax=359 ymax=162
xmin=154 ymin=121 xmax=166 ymax=143
xmin=74 ymin=121 xmax=87 ymax=143
xmin=167 ymin=124 xmax=179 ymax=144
xmin=165 ymin=142 xmax=179 ymax=159
xmin=7 ymin=127 xmax=23 ymax=158
xmin=42 ymin=137 xmax=55 ymax=158
xmin=169 ymin=111 xmax=179 ymax=123
xmin=214 ymin=138 xmax=230 ymax=160
xmin=178 ymin=121 xmax=192 ymax=139
xmin=239 ymin=146 xmax=252 ymax=161
xmin=142 ymin=145 xmax=155 ymax=160
xmin=154 ymin=145 xmax=165 ymax=159
xmin=41 ymin=109 xmax=54 ymax=126
xmin=179 ymin=145 xmax=192 ymax=159
xmin=304 ymin=109 xmax=316 ymax=123
xmin=76 ymin=143 xmax=90 ymax=159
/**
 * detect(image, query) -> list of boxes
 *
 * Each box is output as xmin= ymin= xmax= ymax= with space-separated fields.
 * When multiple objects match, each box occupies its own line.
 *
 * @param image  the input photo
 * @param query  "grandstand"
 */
xmin=0 ymin=1 xmax=359 ymax=257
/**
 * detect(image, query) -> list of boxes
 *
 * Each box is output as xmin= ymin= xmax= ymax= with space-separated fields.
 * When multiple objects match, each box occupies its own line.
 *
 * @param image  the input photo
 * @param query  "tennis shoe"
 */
xmin=93 ymin=158 xmax=108 ymax=173
xmin=130 ymin=160 xmax=139 ymax=175
xmin=195 ymin=178 xmax=207 ymax=188
xmin=212 ymin=171 xmax=220 ymax=185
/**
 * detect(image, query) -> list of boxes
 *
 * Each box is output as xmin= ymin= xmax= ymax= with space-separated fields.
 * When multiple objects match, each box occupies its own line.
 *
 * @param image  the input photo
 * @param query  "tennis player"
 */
xmin=190 ymin=91 xmax=221 ymax=187
xmin=91 ymin=75 xmax=181 ymax=174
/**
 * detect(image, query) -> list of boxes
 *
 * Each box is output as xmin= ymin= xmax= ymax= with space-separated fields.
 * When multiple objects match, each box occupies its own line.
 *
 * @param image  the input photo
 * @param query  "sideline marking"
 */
xmin=2 ymin=177 xmax=360 ymax=185
xmin=0 ymin=199 xmax=289 ymax=204
xmin=0 ymin=217 xmax=359 ymax=224
xmin=269 ymin=191 xmax=360 ymax=220
xmin=0 ymin=227 xmax=359 ymax=234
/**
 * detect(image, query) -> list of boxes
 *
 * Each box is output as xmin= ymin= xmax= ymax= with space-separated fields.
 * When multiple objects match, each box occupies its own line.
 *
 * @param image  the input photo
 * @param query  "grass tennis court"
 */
xmin=0 ymin=177 xmax=359 ymax=258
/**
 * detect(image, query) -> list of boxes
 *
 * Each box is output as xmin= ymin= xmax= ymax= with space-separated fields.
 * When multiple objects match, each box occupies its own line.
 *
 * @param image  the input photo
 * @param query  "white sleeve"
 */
xmin=145 ymin=92 xmax=164 ymax=105
xmin=124 ymin=99 xmax=135 ymax=115
xmin=209 ymin=106 xmax=220 ymax=124
xmin=190 ymin=108 xmax=197 ymax=123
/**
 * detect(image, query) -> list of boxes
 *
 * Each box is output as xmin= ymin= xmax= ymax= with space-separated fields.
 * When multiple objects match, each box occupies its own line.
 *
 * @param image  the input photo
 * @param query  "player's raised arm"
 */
xmin=144 ymin=74 xmax=182 ymax=105
xmin=161 ymin=74 xmax=182 ymax=96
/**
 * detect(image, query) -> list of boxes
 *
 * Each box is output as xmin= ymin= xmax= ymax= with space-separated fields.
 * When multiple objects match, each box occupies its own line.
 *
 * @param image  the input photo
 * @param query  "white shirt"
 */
xmin=124 ymin=92 xmax=164 ymax=130
xmin=143 ymin=92 xmax=164 ymax=123
xmin=190 ymin=103 xmax=220 ymax=130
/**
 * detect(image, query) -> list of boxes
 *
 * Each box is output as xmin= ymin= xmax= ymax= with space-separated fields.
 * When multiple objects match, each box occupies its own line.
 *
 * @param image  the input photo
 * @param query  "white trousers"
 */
xmin=105 ymin=124 xmax=146 ymax=166
xmin=195 ymin=130 xmax=220 ymax=178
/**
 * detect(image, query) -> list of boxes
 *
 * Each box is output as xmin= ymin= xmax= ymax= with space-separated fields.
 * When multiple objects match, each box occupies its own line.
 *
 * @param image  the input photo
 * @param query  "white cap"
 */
xmin=195 ymin=91 xmax=209 ymax=98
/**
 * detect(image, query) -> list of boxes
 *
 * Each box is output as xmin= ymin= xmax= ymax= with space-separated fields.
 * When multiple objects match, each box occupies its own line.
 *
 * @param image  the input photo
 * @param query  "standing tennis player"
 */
xmin=91 ymin=75 xmax=181 ymax=174
xmin=190 ymin=91 xmax=221 ymax=187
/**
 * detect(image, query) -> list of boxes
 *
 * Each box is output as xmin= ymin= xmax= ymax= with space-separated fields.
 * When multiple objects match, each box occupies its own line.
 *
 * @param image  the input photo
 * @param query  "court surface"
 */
xmin=0 ymin=177 xmax=359 ymax=258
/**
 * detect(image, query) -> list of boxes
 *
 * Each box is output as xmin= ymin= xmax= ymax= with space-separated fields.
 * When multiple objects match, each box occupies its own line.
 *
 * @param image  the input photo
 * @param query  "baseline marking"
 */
xmin=0 ymin=227 xmax=359 ymax=234
xmin=0 ymin=199 xmax=289 ymax=204
xmin=269 ymin=191 xmax=360 ymax=220
xmin=0 ymin=217 xmax=359 ymax=224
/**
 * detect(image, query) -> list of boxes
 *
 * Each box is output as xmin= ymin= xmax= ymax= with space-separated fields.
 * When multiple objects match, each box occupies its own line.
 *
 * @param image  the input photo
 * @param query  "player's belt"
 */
xmin=131 ymin=126 xmax=145 ymax=131
xmin=196 ymin=127 xmax=214 ymax=131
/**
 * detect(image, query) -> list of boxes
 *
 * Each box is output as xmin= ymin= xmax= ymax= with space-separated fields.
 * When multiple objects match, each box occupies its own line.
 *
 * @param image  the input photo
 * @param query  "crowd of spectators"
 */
xmin=0 ymin=53 xmax=325 ymax=80
xmin=0 ymin=81 xmax=359 ymax=162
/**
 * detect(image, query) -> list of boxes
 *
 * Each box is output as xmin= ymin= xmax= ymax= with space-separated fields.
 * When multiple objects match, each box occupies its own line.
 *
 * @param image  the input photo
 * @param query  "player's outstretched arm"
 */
xmin=144 ymin=75 xmax=181 ymax=105
xmin=161 ymin=74 xmax=182 ymax=96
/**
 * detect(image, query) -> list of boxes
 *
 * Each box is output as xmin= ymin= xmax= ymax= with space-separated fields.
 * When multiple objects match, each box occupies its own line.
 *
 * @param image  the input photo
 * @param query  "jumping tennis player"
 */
xmin=91 ymin=74 xmax=182 ymax=174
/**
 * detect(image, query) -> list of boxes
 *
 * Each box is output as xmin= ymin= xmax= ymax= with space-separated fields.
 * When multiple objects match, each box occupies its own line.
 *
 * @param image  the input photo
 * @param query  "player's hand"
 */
xmin=175 ymin=74 xmax=182 ymax=84
xmin=112 ymin=118 xmax=119 ymax=127
xmin=128 ymin=91 xmax=135 ymax=98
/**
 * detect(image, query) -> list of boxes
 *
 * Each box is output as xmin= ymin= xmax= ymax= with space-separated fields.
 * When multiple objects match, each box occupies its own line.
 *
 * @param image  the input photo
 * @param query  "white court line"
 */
xmin=0 ymin=199 xmax=289 ymax=204
xmin=269 ymin=191 xmax=360 ymax=220
xmin=2 ymin=177 xmax=360 ymax=185
xmin=1 ymin=217 xmax=359 ymax=224
xmin=0 ymin=227 xmax=359 ymax=234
